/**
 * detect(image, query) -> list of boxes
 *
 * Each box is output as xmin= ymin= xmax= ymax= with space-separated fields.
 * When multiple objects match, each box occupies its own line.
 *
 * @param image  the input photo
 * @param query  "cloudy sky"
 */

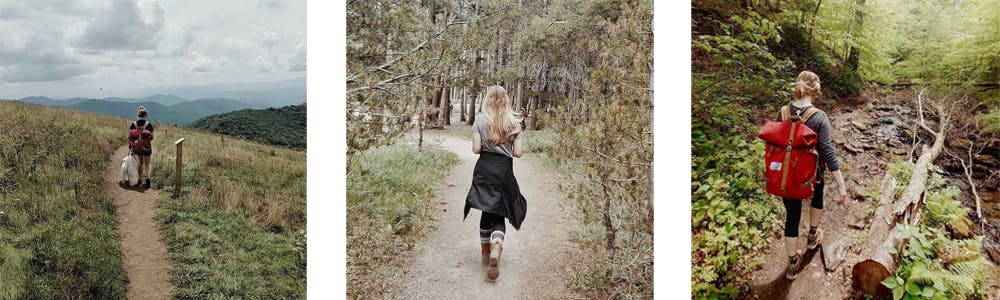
xmin=0 ymin=0 xmax=305 ymax=99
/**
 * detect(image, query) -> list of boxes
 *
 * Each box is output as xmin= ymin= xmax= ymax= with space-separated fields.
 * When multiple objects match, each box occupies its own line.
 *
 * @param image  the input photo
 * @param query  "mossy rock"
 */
xmin=947 ymin=216 xmax=973 ymax=239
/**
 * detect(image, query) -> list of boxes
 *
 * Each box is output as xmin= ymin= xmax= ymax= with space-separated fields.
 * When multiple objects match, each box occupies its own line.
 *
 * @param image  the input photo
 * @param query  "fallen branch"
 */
xmin=944 ymin=139 xmax=984 ymax=223
xmin=851 ymin=93 xmax=951 ymax=297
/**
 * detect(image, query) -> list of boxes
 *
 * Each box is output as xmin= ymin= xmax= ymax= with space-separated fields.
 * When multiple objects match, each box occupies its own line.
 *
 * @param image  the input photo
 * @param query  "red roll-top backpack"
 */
xmin=129 ymin=121 xmax=154 ymax=153
xmin=757 ymin=105 xmax=820 ymax=199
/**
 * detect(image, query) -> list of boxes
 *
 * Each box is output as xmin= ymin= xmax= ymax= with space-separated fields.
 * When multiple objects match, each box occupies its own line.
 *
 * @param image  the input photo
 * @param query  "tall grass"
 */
xmin=0 ymin=101 xmax=306 ymax=298
xmin=0 ymin=101 xmax=127 ymax=298
xmin=149 ymin=111 xmax=306 ymax=298
xmin=346 ymin=145 xmax=458 ymax=298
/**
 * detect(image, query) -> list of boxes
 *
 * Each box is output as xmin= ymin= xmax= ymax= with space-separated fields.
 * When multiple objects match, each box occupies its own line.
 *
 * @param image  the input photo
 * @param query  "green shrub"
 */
xmin=881 ymin=225 xmax=987 ymax=299
xmin=882 ymin=163 xmax=987 ymax=300
xmin=346 ymin=145 xmax=458 ymax=298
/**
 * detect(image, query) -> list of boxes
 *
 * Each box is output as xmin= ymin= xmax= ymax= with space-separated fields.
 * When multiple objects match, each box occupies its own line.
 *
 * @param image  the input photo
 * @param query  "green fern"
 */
xmin=885 ymin=225 xmax=987 ymax=299
xmin=924 ymin=187 xmax=967 ymax=227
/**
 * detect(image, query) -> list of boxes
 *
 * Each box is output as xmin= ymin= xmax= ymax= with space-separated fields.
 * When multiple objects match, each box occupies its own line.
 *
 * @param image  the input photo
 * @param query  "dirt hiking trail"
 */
xmin=399 ymin=129 xmax=580 ymax=299
xmin=749 ymin=92 xmax=1000 ymax=299
xmin=106 ymin=146 xmax=174 ymax=300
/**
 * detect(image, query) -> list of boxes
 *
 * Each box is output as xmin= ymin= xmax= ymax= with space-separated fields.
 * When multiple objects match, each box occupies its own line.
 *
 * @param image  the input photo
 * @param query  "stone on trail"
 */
xmin=822 ymin=239 xmax=848 ymax=271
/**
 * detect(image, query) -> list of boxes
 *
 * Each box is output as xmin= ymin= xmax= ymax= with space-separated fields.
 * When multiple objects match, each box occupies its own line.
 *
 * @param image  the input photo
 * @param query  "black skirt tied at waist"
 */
xmin=463 ymin=151 xmax=527 ymax=230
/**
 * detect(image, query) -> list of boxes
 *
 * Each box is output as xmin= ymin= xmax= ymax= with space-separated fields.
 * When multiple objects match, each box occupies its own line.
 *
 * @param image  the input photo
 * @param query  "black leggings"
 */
xmin=479 ymin=212 xmax=506 ymax=243
xmin=782 ymin=179 xmax=824 ymax=237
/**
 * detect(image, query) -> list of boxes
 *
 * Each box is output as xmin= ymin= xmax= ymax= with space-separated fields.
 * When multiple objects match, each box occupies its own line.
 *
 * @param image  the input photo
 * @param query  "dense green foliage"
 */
xmin=0 ymin=102 xmax=128 ymax=299
xmin=881 ymin=225 xmax=988 ymax=299
xmin=189 ymin=104 xmax=306 ymax=150
xmin=881 ymin=161 xmax=987 ymax=299
xmin=346 ymin=145 xmax=458 ymax=298
xmin=692 ymin=6 xmax=789 ymax=297
xmin=548 ymin=1 xmax=653 ymax=298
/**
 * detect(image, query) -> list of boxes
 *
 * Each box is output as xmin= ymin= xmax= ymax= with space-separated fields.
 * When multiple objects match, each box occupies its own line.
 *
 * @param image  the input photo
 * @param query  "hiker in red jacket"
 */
xmin=780 ymin=71 xmax=849 ymax=279
xmin=128 ymin=106 xmax=154 ymax=189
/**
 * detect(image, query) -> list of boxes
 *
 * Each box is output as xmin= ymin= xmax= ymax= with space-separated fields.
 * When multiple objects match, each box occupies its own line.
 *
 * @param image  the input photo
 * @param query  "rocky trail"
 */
xmin=106 ymin=146 xmax=174 ymax=300
xmin=397 ymin=128 xmax=581 ymax=299
xmin=749 ymin=91 xmax=1000 ymax=299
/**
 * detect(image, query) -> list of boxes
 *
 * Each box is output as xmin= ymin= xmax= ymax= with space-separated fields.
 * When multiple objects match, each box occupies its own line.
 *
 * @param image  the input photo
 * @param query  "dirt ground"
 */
xmin=106 ymin=146 xmax=174 ymax=300
xmin=396 ymin=129 xmax=582 ymax=299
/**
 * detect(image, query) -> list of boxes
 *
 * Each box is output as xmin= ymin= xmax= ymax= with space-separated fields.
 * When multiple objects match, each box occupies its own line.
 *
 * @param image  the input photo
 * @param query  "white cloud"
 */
xmin=77 ymin=0 xmax=165 ymax=51
xmin=186 ymin=51 xmax=226 ymax=73
xmin=260 ymin=0 xmax=283 ymax=9
xmin=0 ymin=0 xmax=306 ymax=99
xmin=283 ymin=40 xmax=306 ymax=72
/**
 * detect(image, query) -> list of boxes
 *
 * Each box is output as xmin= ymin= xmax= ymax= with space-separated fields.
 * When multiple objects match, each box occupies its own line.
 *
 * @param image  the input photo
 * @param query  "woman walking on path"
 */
xmin=128 ymin=106 xmax=154 ymax=189
xmin=780 ymin=71 xmax=849 ymax=279
xmin=463 ymin=85 xmax=527 ymax=281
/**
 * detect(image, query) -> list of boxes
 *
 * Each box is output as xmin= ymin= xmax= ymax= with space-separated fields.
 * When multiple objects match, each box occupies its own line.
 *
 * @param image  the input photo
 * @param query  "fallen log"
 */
xmin=851 ymin=91 xmax=951 ymax=297
xmin=852 ymin=171 xmax=897 ymax=297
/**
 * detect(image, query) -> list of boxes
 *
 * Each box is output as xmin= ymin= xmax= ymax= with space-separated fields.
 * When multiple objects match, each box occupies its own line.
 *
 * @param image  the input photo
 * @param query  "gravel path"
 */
xmin=400 ymin=131 xmax=579 ymax=299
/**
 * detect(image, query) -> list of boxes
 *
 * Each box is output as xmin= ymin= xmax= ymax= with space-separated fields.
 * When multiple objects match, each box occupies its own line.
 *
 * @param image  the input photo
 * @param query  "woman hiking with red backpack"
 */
xmin=766 ymin=71 xmax=849 ymax=280
xmin=128 ymin=106 xmax=154 ymax=189
xmin=464 ymin=85 xmax=527 ymax=281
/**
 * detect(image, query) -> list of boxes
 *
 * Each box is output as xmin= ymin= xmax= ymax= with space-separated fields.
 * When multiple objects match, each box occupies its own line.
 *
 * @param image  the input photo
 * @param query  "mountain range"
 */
xmin=15 ymin=96 xmax=257 ymax=125
xmin=10 ymin=77 xmax=306 ymax=125
xmin=131 ymin=77 xmax=305 ymax=107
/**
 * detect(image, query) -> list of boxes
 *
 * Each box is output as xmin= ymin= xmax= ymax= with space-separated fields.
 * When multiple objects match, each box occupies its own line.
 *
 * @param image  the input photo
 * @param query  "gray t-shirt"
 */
xmin=472 ymin=113 xmax=516 ymax=158
xmin=778 ymin=104 xmax=841 ymax=179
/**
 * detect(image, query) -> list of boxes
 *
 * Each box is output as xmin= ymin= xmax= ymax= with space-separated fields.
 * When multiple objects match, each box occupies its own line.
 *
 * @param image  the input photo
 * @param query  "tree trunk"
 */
xmin=851 ymin=171 xmax=897 ymax=297
xmin=845 ymin=0 xmax=865 ymax=73
xmin=460 ymin=87 xmax=467 ymax=122
xmin=852 ymin=94 xmax=949 ymax=297
xmin=467 ymin=90 xmax=478 ymax=126
xmin=525 ymin=96 xmax=536 ymax=130
xmin=515 ymin=81 xmax=522 ymax=111
xmin=440 ymin=84 xmax=451 ymax=126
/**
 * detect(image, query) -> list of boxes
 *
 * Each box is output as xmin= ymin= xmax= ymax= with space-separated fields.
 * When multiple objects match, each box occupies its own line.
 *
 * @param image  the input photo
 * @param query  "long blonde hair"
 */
xmin=482 ymin=85 xmax=522 ymax=145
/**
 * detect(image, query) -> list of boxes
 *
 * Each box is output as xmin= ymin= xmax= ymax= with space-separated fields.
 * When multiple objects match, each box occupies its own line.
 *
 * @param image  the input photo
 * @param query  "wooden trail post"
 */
xmin=174 ymin=138 xmax=186 ymax=197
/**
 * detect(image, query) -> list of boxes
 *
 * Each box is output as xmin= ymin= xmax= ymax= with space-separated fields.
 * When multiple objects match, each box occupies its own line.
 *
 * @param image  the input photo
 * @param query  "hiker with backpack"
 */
xmin=758 ymin=71 xmax=848 ymax=279
xmin=464 ymin=85 xmax=527 ymax=281
xmin=128 ymin=106 xmax=154 ymax=189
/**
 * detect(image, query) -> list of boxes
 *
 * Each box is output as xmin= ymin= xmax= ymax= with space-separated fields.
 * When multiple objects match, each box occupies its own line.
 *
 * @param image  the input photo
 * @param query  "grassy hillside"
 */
xmin=0 ymin=101 xmax=305 ymax=298
xmin=188 ymin=104 xmax=306 ymax=150
xmin=66 ymin=98 xmax=252 ymax=125
xmin=0 ymin=101 xmax=128 ymax=298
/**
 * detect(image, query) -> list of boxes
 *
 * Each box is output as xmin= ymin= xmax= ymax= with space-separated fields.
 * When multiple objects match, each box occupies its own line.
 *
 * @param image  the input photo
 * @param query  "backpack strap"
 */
xmin=800 ymin=107 xmax=820 ymax=123
xmin=780 ymin=105 xmax=790 ymax=122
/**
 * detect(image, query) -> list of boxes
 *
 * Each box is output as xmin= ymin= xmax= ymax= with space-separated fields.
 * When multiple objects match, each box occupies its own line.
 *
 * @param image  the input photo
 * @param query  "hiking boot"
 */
xmin=807 ymin=228 xmax=823 ymax=250
xmin=786 ymin=253 xmax=802 ymax=280
xmin=481 ymin=243 xmax=490 ymax=264
xmin=487 ymin=241 xmax=503 ymax=280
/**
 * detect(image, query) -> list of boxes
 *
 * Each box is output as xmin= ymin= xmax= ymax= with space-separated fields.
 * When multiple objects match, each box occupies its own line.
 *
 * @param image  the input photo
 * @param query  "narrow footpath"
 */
xmin=106 ymin=146 xmax=174 ymax=300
